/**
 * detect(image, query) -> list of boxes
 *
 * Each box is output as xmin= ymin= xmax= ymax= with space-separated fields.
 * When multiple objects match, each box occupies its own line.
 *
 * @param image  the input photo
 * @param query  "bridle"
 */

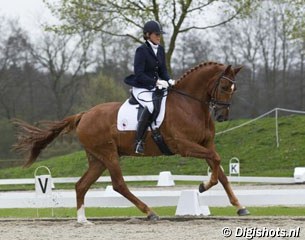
xmin=209 ymin=73 xmax=236 ymax=112
xmin=169 ymin=72 xmax=236 ymax=111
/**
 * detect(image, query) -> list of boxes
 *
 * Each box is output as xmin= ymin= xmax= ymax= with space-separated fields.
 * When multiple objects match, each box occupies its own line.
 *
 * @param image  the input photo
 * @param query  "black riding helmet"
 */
xmin=143 ymin=20 xmax=165 ymax=34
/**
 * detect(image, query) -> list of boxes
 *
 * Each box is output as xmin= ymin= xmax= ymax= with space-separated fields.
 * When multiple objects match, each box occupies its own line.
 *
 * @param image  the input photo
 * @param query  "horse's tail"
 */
xmin=12 ymin=112 xmax=86 ymax=168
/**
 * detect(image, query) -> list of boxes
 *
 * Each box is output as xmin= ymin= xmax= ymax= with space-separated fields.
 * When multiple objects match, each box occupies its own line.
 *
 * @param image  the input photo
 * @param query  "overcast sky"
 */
xmin=0 ymin=0 xmax=57 ymax=34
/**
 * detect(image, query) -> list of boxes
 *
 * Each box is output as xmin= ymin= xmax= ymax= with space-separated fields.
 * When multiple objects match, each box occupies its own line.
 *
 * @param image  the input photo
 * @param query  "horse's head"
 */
xmin=173 ymin=62 xmax=242 ymax=122
xmin=208 ymin=65 xmax=242 ymax=122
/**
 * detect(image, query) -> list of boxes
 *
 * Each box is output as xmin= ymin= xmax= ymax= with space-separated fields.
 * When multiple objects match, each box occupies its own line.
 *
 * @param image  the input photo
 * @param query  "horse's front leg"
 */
xmin=206 ymin=160 xmax=250 ymax=216
xmin=176 ymin=138 xmax=221 ymax=191
xmin=218 ymin=168 xmax=250 ymax=216
xmin=175 ymin=139 xmax=249 ymax=216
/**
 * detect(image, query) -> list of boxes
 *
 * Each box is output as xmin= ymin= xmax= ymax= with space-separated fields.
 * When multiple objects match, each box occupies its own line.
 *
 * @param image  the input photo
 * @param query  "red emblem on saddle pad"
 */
xmin=121 ymin=119 xmax=128 ymax=130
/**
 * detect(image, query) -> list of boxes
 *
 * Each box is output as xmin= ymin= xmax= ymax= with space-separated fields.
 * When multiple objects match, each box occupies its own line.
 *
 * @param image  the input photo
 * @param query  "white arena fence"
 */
xmin=0 ymin=174 xmax=296 ymax=186
xmin=0 ymin=173 xmax=303 ymax=209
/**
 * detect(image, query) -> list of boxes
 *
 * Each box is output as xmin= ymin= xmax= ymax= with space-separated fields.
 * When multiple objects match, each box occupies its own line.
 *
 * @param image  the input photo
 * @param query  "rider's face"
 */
xmin=149 ymin=32 xmax=161 ymax=45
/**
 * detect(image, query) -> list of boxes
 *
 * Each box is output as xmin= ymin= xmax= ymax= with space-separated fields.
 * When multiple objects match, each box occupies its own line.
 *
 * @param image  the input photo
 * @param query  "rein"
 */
xmin=169 ymin=73 xmax=236 ymax=109
xmin=169 ymin=87 xmax=205 ymax=104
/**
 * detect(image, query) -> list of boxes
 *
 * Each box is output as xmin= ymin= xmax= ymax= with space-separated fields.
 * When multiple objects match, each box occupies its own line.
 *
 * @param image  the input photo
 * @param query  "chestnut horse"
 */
xmin=13 ymin=62 xmax=249 ymax=223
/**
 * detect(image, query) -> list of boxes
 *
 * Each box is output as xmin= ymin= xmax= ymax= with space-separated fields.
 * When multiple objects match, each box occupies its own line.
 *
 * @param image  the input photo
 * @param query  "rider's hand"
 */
xmin=156 ymin=79 xmax=169 ymax=89
xmin=168 ymin=79 xmax=176 ymax=86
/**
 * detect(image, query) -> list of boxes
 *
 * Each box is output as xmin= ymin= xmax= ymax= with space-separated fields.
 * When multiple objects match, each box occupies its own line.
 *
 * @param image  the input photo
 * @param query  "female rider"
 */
xmin=124 ymin=20 xmax=175 ymax=154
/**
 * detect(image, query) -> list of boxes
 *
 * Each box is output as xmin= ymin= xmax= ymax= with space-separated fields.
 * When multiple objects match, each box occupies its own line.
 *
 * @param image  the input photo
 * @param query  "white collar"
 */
xmin=147 ymin=40 xmax=159 ymax=50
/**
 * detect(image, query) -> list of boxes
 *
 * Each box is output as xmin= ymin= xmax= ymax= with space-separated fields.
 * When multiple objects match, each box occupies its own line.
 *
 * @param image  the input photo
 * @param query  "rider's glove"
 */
xmin=156 ymin=79 xmax=169 ymax=89
xmin=168 ymin=79 xmax=176 ymax=86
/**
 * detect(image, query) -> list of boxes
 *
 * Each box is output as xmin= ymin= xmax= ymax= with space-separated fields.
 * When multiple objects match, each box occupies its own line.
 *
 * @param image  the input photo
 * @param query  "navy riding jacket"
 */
xmin=124 ymin=41 xmax=170 ymax=90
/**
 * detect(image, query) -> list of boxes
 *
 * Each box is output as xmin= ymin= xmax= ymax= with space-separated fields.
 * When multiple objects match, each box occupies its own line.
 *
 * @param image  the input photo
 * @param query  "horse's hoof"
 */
xmin=199 ymin=183 xmax=206 ymax=193
xmin=237 ymin=208 xmax=250 ymax=216
xmin=76 ymin=219 xmax=94 ymax=225
xmin=147 ymin=213 xmax=160 ymax=221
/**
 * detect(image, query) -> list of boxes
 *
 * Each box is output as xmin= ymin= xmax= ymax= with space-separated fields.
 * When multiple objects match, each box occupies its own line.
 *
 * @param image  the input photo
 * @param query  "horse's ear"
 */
xmin=224 ymin=65 xmax=232 ymax=75
xmin=234 ymin=66 xmax=243 ymax=75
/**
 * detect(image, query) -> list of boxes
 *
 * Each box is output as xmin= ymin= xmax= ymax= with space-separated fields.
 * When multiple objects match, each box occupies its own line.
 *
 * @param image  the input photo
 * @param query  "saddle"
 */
xmin=126 ymin=89 xmax=173 ymax=155
xmin=128 ymin=89 xmax=162 ymax=124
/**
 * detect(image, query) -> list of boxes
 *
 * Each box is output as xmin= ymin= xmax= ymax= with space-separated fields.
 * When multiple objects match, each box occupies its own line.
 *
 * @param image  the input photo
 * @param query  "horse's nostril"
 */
xmin=216 ymin=116 xmax=224 ymax=122
xmin=216 ymin=114 xmax=229 ymax=122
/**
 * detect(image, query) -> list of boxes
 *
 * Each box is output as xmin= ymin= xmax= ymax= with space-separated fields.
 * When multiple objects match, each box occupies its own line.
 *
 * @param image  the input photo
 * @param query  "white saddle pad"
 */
xmin=117 ymin=96 xmax=167 ymax=131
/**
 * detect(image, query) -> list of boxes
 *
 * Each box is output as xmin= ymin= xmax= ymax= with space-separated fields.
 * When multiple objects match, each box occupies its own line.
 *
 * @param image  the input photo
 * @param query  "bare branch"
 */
xmin=187 ymin=0 xmax=217 ymax=13
xmin=179 ymin=8 xmax=241 ymax=33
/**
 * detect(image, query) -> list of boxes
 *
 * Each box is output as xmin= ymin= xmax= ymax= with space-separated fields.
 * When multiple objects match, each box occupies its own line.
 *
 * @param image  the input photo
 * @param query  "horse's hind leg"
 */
xmin=76 ymin=151 xmax=106 ymax=224
xmin=105 ymin=154 xmax=159 ymax=220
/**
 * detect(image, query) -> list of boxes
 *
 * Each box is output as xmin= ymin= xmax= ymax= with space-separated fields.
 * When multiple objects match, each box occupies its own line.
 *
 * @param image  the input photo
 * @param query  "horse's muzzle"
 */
xmin=214 ymin=108 xmax=229 ymax=122
xmin=215 ymin=114 xmax=228 ymax=122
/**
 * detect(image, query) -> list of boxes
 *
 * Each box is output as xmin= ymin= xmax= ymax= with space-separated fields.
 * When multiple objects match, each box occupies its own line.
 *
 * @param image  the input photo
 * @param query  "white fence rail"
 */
xmin=0 ymin=175 xmax=295 ymax=185
xmin=1 ymin=188 xmax=305 ymax=209
xmin=0 ymin=174 xmax=302 ymax=209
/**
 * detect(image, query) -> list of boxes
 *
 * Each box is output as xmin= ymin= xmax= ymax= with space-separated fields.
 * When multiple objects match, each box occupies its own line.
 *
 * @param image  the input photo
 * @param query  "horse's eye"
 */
xmin=222 ymin=86 xmax=231 ymax=91
xmin=221 ymin=84 xmax=235 ymax=92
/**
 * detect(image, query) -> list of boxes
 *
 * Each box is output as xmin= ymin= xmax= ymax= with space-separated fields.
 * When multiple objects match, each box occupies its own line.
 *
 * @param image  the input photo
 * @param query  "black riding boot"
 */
xmin=135 ymin=107 xmax=152 ymax=154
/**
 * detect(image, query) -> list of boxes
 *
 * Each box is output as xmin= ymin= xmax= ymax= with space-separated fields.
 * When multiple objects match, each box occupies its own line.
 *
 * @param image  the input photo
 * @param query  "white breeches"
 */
xmin=132 ymin=87 xmax=155 ymax=113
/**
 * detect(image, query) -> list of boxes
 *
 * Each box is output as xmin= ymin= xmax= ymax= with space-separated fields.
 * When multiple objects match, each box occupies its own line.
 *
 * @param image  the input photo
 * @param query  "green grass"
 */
xmin=1 ymin=114 xmax=305 ymax=180
xmin=0 ymin=206 xmax=304 ymax=218
xmin=216 ymin=115 xmax=305 ymax=176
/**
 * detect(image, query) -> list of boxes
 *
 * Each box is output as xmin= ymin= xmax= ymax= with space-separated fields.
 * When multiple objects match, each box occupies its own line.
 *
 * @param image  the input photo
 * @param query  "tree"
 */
xmin=0 ymin=19 xmax=32 ymax=119
xmin=30 ymin=32 xmax=92 ymax=118
xmin=44 ymin=0 xmax=259 ymax=74
xmin=77 ymin=72 xmax=128 ymax=111
xmin=279 ymin=0 xmax=305 ymax=40
xmin=93 ymin=34 xmax=135 ymax=82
